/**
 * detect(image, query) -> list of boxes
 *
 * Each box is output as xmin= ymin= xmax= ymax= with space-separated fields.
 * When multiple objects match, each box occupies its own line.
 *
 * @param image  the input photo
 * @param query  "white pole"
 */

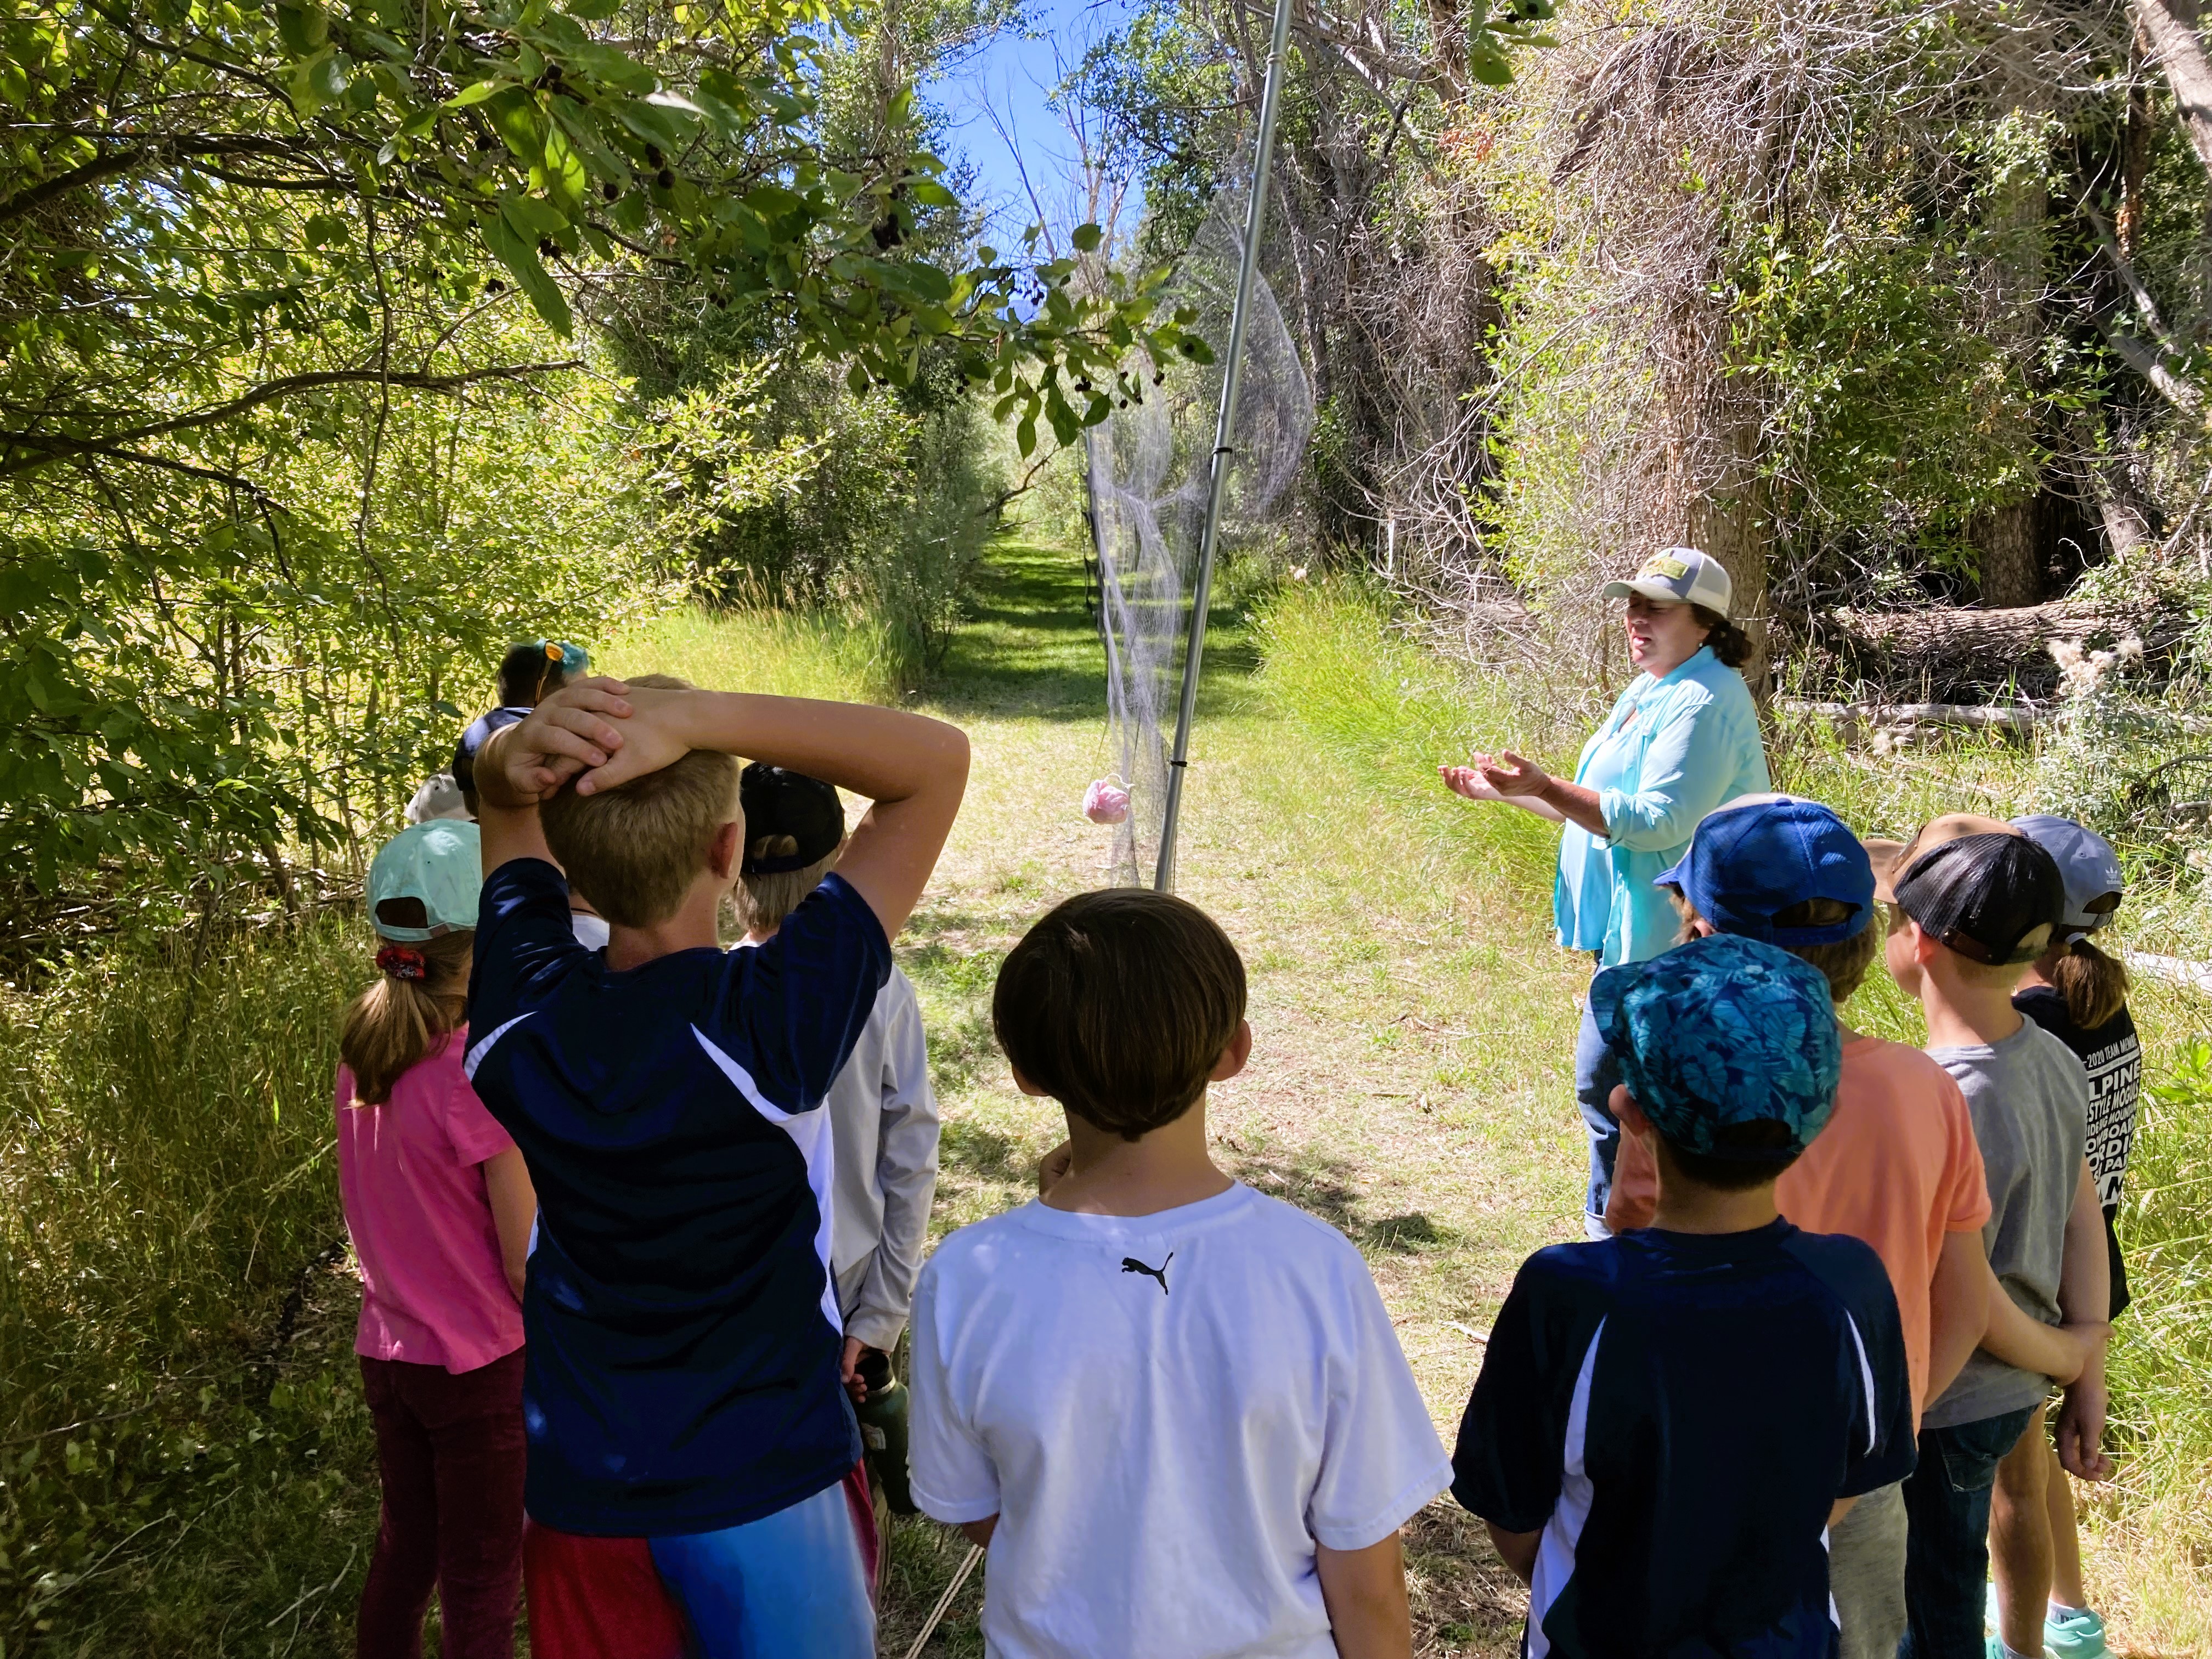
xmin=1153 ymin=0 xmax=1298 ymax=893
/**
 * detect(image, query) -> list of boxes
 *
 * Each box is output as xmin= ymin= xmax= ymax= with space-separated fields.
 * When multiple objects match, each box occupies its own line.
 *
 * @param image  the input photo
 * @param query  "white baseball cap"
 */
xmin=1602 ymin=546 xmax=1734 ymax=617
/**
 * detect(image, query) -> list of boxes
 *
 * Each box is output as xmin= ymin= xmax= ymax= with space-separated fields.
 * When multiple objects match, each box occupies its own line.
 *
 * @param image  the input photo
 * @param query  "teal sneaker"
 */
xmin=2044 ymin=1606 xmax=2108 ymax=1659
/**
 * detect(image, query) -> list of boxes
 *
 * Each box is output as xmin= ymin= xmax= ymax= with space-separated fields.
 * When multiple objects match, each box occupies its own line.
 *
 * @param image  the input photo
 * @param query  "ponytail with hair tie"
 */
xmin=343 ymin=930 xmax=474 ymax=1105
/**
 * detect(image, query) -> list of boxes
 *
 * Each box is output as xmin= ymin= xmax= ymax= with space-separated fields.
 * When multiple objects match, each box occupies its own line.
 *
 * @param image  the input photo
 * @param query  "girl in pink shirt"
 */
xmin=338 ymin=820 xmax=537 ymax=1659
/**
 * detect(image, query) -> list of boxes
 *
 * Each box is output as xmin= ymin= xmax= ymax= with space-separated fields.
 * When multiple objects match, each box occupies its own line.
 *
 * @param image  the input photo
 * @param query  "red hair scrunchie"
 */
xmin=375 ymin=944 xmax=428 ymax=981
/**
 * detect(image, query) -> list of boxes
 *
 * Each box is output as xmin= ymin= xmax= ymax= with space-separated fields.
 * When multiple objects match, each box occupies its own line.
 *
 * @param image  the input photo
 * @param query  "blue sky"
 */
xmin=932 ymin=0 xmax=1144 ymax=246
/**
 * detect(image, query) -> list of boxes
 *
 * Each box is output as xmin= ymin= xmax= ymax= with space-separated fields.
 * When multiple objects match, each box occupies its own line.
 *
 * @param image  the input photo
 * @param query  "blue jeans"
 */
xmin=1899 ymin=1405 xmax=2036 ymax=1659
xmin=1575 ymin=997 xmax=1622 ymax=1224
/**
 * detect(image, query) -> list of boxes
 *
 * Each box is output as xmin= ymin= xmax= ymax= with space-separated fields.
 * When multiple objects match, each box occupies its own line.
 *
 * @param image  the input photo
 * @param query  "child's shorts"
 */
xmin=523 ymin=1466 xmax=876 ymax=1659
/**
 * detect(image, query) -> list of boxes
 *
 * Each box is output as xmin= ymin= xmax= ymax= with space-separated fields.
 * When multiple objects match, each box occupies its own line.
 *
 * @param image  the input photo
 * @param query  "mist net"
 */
xmin=1084 ymin=192 xmax=1313 ymax=886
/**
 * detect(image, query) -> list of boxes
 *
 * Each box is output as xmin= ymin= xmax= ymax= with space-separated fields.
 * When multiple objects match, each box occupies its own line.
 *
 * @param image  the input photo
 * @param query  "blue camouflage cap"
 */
xmin=1590 ymin=933 xmax=1843 ymax=1161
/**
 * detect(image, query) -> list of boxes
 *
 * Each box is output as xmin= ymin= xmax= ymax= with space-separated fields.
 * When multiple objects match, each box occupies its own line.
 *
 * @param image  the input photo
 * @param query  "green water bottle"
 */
xmin=854 ymin=1347 xmax=916 ymax=1516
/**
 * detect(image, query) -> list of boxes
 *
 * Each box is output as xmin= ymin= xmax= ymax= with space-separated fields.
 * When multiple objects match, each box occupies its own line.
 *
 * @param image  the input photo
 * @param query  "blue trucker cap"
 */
xmin=1655 ymin=794 xmax=1876 ymax=946
xmin=1590 ymin=933 xmax=1843 ymax=1161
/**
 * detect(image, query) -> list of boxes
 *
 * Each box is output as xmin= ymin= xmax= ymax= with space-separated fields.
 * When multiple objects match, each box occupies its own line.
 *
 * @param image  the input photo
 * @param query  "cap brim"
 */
xmin=1863 ymin=837 xmax=1905 ymax=904
xmin=1601 ymin=577 xmax=1687 ymax=606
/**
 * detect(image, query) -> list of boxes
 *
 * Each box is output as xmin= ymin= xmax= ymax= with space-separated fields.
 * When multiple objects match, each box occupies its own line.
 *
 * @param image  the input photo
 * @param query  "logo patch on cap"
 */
xmin=1643 ymin=555 xmax=1690 ymax=580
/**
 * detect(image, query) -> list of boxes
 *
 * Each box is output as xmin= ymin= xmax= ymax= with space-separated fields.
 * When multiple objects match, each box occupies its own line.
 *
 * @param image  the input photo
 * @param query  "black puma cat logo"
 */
xmin=1121 ymin=1252 xmax=1173 ymax=1295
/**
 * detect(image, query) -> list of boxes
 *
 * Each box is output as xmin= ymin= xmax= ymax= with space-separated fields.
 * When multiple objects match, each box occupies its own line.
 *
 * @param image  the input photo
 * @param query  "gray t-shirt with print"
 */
xmin=1921 ymin=1019 xmax=2090 ymax=1431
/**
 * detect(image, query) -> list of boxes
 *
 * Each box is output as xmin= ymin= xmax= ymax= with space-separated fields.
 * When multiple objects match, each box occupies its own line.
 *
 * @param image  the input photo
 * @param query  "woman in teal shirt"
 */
xmin=1442 ymin=547 xmax=1768 ymax=1232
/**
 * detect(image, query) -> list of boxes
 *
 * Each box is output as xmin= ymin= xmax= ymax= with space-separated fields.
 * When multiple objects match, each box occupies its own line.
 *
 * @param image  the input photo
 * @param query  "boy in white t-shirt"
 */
xmin=909 ymin=889 xmax=1451 ymax=1659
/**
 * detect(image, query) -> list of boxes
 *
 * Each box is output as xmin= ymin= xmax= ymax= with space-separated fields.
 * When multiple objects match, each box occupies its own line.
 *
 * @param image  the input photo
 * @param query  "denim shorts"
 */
xmin=1899 ymin=1405 xmax=2036 ymax=1659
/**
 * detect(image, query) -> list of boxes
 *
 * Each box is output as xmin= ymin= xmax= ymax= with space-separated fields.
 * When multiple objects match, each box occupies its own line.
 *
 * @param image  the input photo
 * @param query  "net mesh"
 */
xmin=1085 ymin=193 xmax=1313 ymax=886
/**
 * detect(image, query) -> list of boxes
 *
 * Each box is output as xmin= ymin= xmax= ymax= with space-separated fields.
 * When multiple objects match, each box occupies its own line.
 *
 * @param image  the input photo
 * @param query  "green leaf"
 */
xmin=846 ymin=360 xmax=869 ymax=395
xmin=1467 ymin=40 xmax=1515 ymax=85
xmin=446 ymin=79 xmax=504 ymax=107
xmin=541 ymin=121 xmax=587 ymax=215
xmin=481 ymin=213 xmax=573 ymax=335
xmin=1016 ymin=414 xmax=1036 ymax=458
xmin=501 ymin=191 xmax=567 ymax=238
xmin=275 ymin=1 xmax=328 ymax=54
xmin=1071 ymin=222 xmax=1104 ymax=253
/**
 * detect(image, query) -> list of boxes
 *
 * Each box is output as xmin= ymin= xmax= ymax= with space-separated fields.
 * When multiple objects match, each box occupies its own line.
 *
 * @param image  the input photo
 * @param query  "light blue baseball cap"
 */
xmin=368 ymin=820 xmax=482 ymax=940
xmin=1591 ymin=933 xmax=1843 ymax=1161
xmin=2010 ymin=815 xmax=2124 ymax=939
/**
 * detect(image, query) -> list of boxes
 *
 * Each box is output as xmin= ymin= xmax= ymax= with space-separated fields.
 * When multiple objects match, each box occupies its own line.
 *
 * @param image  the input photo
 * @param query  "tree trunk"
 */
xmin=1972 ymin=107 xmax=2047 ymax=606
xmin=2129 ymin=0 xmax=2212 ymax=177
xmin=1974 ymin=502 xmax=2042 ymax=606
xmin=1684 ymin=421 xmax=1772 ymax=697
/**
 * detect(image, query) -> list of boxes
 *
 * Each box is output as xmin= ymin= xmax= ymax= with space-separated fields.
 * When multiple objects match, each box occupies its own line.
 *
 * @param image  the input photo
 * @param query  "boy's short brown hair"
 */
xmin=1669 ymin=890 xmax=1880 ymax=1005
xmin=992 ymin=889 xmax=1246 ymax=1141
xmin=539 ymin=674 xmax=741 ymax=929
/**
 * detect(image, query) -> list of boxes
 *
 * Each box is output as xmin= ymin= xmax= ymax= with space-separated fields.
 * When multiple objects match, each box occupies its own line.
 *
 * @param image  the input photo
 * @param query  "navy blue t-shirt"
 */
xmin=466 ymin=857 xmax=892 ymax=1536
xmin=1452 ymin=1220 xmax=1914 ymax=1659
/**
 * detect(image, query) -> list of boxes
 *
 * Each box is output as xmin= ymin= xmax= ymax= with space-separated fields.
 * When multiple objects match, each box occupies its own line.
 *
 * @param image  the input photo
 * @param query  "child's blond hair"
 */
xmin=1668 ymin=891 xmax=1881 ymax=1004
xmin=730 ymin=842 xmax=844 ymax=937
xmin=540 ymin=675 xmax=741 ymax=928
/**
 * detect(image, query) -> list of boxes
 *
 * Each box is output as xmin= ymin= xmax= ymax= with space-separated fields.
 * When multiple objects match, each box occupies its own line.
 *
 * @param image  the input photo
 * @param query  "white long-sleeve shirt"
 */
xmin=826 ymin=965 xmax=939 ymax=1351
xmin=732 ymin=939 xmax=939 ymax=1350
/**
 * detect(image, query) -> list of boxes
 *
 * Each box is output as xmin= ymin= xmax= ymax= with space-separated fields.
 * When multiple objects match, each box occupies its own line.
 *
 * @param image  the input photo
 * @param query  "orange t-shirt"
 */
xmin=1605 ymin=1035 xmax=1992 ymax=1421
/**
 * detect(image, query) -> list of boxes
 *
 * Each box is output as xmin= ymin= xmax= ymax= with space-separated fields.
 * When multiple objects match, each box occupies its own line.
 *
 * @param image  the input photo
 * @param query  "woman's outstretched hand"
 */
xmin=1442 ymin=753 xmax=1574 ymax=827
xmin=1439 ymin=763 xmax=1504 ymax=803
xmin=1442 ymin=752 xmax=1553 ymax=800
xmin=1476 ymin=751 xmax=1552 ymax=796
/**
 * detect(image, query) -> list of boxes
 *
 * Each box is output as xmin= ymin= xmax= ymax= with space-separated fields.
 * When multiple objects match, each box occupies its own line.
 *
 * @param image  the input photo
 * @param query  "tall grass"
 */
xmin=0 ymin=910 xmax=378 ymax=1654
xmin=1248 ymin=580 xmax=1568 ymax=910
xmin=602 ymin=603 xmax=902 ymax=704
xmin=1251 ymin=579 xmax=2212 ymax=1649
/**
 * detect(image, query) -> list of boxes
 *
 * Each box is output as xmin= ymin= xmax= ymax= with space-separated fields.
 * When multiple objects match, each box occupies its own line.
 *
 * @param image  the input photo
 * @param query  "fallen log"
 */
xmin=1822 ymin=597 xmax=2190 ymax=701
xmin=1778 ymin=696 xmax=2212 ymax=743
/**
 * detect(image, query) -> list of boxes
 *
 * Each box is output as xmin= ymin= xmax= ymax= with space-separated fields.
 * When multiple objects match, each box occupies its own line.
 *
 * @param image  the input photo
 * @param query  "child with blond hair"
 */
xmin=337 ymin=819 xmax=538 ymax=1659
xmin=467 ymin=674 xmax=967 ymax=1659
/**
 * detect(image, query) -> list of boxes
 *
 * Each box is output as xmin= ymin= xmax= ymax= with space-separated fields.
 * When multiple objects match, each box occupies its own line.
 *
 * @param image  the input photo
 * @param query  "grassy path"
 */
xmin=874 ymin=540 xmax=1595 ymax=1656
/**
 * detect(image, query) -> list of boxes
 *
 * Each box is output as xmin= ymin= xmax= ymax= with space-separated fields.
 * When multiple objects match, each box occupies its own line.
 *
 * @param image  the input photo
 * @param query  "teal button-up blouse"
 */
xmin=1553 ymin=645 xmax=1769 ymax=967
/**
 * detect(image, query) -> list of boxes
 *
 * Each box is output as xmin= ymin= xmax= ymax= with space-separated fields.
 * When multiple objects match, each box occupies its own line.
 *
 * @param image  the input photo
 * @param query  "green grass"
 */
xmin=602 ymin=603 xmax=904 ymax=704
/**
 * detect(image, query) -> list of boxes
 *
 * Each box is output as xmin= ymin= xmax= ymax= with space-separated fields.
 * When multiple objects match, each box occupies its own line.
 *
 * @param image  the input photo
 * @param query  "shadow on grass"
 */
xmin=929 ymin=539 xmax=1252 ymax=725
xmin=1231 ymin=1145 xmax=1468 ymax=1258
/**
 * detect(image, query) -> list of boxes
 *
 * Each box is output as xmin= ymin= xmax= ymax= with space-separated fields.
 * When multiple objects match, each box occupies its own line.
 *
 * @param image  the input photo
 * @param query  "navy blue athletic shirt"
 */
xmin=1452 ymin=1220 xmax=1914 ymax=1659
xmin=466 ymin=857 xmax=891 ymax=1536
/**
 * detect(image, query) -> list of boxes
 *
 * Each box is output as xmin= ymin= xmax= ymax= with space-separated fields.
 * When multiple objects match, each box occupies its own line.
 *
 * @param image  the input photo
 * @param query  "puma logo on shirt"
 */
xmin=1121 ymin=1253 xmax=1173 ymax=1295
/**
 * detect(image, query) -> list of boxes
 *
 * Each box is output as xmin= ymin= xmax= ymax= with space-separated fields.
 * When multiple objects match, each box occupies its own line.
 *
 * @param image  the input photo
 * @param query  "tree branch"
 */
xmin=0 ymin=136 xmax=313 ymax=223
xmin=0 ymin=362 xmax=584 ymax=477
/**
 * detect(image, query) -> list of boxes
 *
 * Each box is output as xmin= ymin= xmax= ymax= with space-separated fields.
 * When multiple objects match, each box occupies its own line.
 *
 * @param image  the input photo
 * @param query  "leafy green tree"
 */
xmin=0 ymin=0 xmax=1198 ymax=887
